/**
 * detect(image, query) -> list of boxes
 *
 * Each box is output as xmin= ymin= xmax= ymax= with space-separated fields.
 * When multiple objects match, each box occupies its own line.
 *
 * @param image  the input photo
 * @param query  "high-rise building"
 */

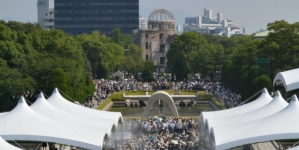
xmin=139 ymin=16 xmax=146 ymax=29
xmin=54 ymin=0 xmax=139 ymax=36
xmin=37 ymin=0 xmax=54 ymax=30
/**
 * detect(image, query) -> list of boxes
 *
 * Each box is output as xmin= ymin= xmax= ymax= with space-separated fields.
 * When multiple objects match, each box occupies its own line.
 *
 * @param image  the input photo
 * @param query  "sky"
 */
xmin=0 ymin=0 xmax=298 ymax=34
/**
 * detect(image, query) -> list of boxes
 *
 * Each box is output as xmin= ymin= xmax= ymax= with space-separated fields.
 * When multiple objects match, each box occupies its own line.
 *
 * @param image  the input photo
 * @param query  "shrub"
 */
xmin=109 ymin=92 xmax=125 ymax=101
xmin=257 ymin=75 xmax=272 ymax=92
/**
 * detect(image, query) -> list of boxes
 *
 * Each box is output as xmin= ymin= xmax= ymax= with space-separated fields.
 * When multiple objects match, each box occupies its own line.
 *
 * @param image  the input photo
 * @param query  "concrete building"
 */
xmin=37 ymin=0 xmax=54 ymax=30
xmin=183 ymin=8 xmax=243 ymax=37
xmin=133 ymin=9 xmax=176 ymax=73
xmin=54 ymin=0 xmax=139 ymax=36
xmin=139 ymin=16 xmax=146 ymax=29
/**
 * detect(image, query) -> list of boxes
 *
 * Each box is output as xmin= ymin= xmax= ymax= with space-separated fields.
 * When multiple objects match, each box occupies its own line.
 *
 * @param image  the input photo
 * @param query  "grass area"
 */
xmin=122 ymin=117 xmax=200 ymax=122
xmin=197 ymin=94 xmax=213 ymax=101
xmin=211 ymin=97 xmax=226 ymax=110
xmin=97 ymin=98 xmax=112 ymax=110
xmin=124 ymin=90 xmax=199 ymax=95
xmin=97 ymin=90 xmax=221 ymax=110
xmin=109 ymin=92 xmax=124 ymax=101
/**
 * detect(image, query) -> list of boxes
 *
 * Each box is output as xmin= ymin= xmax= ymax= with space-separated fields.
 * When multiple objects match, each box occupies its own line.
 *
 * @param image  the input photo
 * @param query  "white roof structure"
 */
xmin=0 ymin=136 xmax=22 ymax=150
xmin=0 ymin=112 xmax=6 ymax=117
xmin=205 ymin=91 xmax=287 ymax=136
xmin=288 ymin=146 xmax=299 ymax=150
xmin=30 ymin=92 xmax=115 ymax=135
xmin=47 ymin=88 xmax=123 ymax=126
xmin=210 ymin=95 xmax=299 ymax=150
xmin=111 ymin=71 xmax=124 ymax=78
xmin=273 ymin=68 xmax=299 ymax=92
xmin=0 ymin=96 xmax=104 ymax=149
xmin=199 ymin=88 xmax=272 ymax=132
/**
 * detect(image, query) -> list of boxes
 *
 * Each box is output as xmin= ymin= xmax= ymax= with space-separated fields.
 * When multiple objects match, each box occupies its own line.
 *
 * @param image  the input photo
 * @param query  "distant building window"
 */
xmin=160 ymin=34 xmax=164 ymax=40
xmin=146 ymin=42 xmax=148 ymax=49
xmin=160 ymin=45 xmax=165 ymax=52
xmin=160 ymin=57 xmax=165 ymax=64
xmin=145 ymin=33 xmax=148 ymax=38
xmin=146 ymin=55 xmax=148 ymax=60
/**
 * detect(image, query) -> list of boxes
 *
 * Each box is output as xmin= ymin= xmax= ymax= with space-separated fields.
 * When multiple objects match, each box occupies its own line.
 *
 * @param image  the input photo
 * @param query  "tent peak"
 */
xmin=274 ymin=91 xmax=282 ymax=97
xmin=291 ymin=95 xmax=299 ymax=102
xmin=262 ymin=88 xmax=269 ymax=94
xmin=19 ymin=96 xmax=26 ymax=103
xmin=53 ymin=88 xmax=59 ymax=93
xmin=38 ymin=92 xmax=45 ymax=99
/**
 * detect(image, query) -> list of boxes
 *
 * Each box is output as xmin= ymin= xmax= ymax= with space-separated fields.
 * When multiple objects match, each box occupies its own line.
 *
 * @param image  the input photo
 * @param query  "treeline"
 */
xmin=0 ymin=21 xmax=152 ymax=111
xmin=167 ymin=20 xmax=299 ymax=99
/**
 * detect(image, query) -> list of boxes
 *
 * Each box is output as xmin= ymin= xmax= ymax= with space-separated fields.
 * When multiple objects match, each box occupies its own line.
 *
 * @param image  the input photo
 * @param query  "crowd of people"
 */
xmin=207 ymin=83 xmax=242 ymax=109
xmin=90 ymin=73 xmax=243 ymax=109
xmin=105 ymin=117 xmax=201 ymax=150
xmin=82 ymin=73 xmax=244 ymax=149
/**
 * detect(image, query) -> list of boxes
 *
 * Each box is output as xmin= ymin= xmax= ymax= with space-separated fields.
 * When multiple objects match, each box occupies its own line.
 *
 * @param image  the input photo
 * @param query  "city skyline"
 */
xmin=1 ymin=0 xmax=298 ymax=34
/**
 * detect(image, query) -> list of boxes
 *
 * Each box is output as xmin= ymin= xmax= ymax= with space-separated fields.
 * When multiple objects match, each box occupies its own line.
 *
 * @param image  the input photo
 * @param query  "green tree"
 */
xmin=48 ymin=68 xmax=68 ymax=94
xmin=167 ymin=32 xmax=208 ymax=80
xmin=0 ymin=59 xmax=36 ymax=111
xmin=119 ymin=44 xmax=144 ymax=78
xmin=257 ymin=75 xmax=272 ymax=92
xmin=142 ymin=60 xmax=154 ymax=81
xmin=258 ymin=20 xmax=299 ymax=77
xmin=111 ymin=28 xmax=132 ymax=49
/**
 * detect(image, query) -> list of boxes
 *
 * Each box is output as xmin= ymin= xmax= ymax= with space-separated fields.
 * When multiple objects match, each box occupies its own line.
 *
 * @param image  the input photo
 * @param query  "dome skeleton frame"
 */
xmin=148 ymin=9 xmax=175 ymax=21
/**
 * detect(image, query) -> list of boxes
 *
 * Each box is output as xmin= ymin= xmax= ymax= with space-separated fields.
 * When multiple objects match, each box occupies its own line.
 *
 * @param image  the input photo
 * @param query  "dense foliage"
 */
xmin=1 ymin=20 xmax=298 ymax=110
xmin=168 ymin=20 xmax=299 ymax=99
xmin=0 ymin=21 xmax=139 ymax=111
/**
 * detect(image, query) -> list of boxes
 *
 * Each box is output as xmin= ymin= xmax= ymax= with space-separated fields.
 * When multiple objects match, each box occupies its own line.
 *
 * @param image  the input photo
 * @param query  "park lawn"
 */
xmin=124 ymin=90 xmax=200 ymax=95
xmin=197 ymin=94 xmax=213 ymax=100
xmin=111 ymin=90 xmax=210 ymax=101
xmin=97 ymin=98 xmax=112 ymax=110
xmin=211 ymin=97 xmax=226 ymax=110
xmin=97 ymin=90 xmax=217 ymax=110
xmin=122 ymin=116 xmax=200 ymax=122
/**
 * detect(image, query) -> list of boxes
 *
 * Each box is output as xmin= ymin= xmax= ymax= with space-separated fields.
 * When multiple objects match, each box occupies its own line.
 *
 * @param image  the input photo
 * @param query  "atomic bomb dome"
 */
xmin=148 ymin=9 xmax=175 ymax=21
xmin=147 ymin=9 xmax=175 ymax=30
xmin=133 ymin=9 xmax=176 ymax=73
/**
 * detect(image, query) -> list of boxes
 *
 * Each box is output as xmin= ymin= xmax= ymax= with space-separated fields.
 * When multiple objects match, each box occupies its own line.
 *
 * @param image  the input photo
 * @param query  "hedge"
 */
xmin=109 ymin=92 xmax=125 ymax=101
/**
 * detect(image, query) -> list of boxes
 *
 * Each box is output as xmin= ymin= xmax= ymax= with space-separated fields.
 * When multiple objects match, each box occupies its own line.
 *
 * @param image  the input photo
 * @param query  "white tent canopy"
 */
xmin=205 ymin=91 xmax=287 ymax=137
xmin=30 ymin=92 xmax=114 ymax=135
xmin=111 ymin=71 xmax=124 ymax=78
xmin=210 ymin=95 xmax=299 ymax=150
xmin=273 ymin=68 xmax=299 ymax=91
xmin=0 ymin=96 xmax=103 ymax=149
xmin=0 ymin=136 xmax=22 ymax=150
xmin=47 ymin=88 xmax=123 ymax=126
xmin=0 ymin=112 xmax=6 ymax=117
xmin=288 ymin=145 xmax=299 ymax=150
xmin=199 ymin=88 xmax=272 ymax=133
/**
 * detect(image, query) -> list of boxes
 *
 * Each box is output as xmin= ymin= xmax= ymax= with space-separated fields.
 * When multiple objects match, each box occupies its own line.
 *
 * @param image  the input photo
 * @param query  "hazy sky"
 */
xmin=0 ymin=0 xmax=298 ymax=34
